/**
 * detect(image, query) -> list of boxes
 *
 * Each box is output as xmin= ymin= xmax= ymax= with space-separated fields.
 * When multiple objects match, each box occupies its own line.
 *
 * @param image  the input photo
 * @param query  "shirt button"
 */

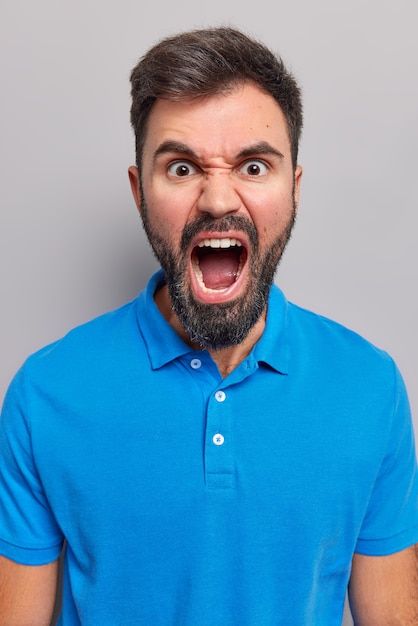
xmin=215 ymin=390 xmax=226 ymax=403
xmin=190 ymin=358 xmax=202 ymax=369
xmin=213 ymin=433 xmax=225 ymax=446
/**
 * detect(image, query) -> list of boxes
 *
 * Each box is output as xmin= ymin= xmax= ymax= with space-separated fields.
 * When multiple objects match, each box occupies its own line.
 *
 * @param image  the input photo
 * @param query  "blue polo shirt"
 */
xmin=1 ymin=269 xmax=418 ymax=626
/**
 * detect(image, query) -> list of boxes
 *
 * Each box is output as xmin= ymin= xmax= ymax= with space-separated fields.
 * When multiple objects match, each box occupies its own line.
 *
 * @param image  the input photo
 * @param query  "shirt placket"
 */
xmin=203 ymin=357 xmax=258 ymax=491
xmin=205 ymin=386 xmax=235 ymax=489
xmin=180 ymin=352 xmax=258 ymax=491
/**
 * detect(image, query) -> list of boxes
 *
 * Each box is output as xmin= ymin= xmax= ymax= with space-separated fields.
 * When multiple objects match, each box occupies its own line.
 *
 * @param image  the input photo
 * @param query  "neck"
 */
xmin=154 ymin=284 xmax=266 ymax=378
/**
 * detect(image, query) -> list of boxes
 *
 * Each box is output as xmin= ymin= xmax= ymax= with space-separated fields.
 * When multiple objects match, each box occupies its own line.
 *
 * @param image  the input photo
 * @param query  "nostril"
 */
xmin=197 ymin=186 xmax=241 ymax=215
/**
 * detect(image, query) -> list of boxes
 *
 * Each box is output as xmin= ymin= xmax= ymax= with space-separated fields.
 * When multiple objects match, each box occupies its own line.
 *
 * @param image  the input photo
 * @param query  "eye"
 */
xmin=167 ymin=161 xmax=198 ymax=177
xmin=239 ymin=160 xmax=269 ymax=176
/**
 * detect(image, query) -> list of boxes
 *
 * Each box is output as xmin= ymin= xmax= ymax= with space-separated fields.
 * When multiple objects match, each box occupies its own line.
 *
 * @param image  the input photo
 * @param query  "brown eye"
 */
xmin=240 ymin=160 xmax=268 ymax=176
xmin=168 ymin=161 xmax=197 ymax=177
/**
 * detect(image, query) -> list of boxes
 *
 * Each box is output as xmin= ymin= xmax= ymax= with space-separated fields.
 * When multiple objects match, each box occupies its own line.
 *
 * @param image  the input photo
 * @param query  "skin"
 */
xmin=0 ymin=555 xmax=59 ymax=626
xmin=348 ymin=547 xmax=418 ymax=625
xmin=128 ymin=81 xmax=302 ymax=376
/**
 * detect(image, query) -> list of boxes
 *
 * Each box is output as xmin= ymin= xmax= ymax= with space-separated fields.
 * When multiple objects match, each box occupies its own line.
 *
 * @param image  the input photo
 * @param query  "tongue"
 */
xmin=198 ymin=250 xmax=240 ymax=289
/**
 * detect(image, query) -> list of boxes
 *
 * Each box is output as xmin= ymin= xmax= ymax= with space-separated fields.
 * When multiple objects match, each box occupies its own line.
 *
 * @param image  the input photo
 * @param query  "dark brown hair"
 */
xmin=130 ymin=27 xmax=303 ymax=168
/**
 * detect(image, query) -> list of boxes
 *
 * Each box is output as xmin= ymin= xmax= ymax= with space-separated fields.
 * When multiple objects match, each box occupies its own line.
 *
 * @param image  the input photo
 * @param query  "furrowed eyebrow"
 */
xmin=153 ymin=141 xmax=199 ymax=165
xmin=237 ymin=142 xmax=284 ymax=160
xmin=152 ymin=139 xmax=284 ymax=165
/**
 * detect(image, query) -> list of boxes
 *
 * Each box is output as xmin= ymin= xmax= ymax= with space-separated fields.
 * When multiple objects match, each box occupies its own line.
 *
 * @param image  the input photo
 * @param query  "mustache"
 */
xmin=180 ymin=214 xmax=259 ymax=251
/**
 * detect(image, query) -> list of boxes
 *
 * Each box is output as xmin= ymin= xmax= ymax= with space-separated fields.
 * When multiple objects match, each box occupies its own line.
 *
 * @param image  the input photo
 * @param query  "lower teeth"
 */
xmin=192 ymin=256 xmax=243 ymax=293
xmin=194 ymin=263 xmax=229 ymax=293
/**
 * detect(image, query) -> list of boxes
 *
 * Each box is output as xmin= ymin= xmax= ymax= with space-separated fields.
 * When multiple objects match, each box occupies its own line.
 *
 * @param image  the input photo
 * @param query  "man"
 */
xmin=0 ymin=27 xmax=417 ymax=626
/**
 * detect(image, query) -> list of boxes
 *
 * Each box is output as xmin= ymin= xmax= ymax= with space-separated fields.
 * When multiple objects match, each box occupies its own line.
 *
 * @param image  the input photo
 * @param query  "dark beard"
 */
xmin=140 ymin=195 xmax=296 ymax=350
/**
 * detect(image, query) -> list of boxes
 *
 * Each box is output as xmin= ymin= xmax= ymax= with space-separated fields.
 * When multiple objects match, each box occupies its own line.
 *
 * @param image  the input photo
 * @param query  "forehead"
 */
xmin=143 ymin=81 xmax=291 ymax=162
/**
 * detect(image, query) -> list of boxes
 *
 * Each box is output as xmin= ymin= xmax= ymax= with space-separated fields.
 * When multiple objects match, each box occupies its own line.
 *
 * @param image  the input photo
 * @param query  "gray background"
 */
xmin=1 ymin=1 xmax=417 ymax=624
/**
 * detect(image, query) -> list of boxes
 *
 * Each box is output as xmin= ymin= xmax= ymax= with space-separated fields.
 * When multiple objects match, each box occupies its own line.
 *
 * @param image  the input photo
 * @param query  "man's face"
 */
xmin=129 ymin=81 xmax=302 ymax=349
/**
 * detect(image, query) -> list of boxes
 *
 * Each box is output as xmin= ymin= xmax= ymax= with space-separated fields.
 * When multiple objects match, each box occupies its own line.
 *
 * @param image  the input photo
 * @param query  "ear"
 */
xmin=128 ymin=166 xmax=142 ymax=212
xmin=293 ymin=165 xmax=303 ymax=209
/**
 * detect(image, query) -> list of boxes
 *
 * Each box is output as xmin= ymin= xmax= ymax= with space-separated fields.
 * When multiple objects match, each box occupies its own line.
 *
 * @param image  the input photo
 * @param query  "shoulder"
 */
xmin=287 ymin=297 xmax=391 ymax=359
xmin=15 ymin=297 xmax=142 ymax=391
xmin=285 ymin=296 xmax=397 ymax=387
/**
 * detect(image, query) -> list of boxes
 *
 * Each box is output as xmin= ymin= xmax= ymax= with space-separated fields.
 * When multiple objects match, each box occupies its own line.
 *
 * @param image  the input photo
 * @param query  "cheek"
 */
xmin=145 ymin=185 xmax=193 ymax=244
xmin=242 ymin=186 xmax=294 ymax=241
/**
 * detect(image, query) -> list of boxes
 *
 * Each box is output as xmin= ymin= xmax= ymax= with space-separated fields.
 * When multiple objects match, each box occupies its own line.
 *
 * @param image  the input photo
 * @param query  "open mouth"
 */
xmin=189 ymin=234 xmax=249 ymax=304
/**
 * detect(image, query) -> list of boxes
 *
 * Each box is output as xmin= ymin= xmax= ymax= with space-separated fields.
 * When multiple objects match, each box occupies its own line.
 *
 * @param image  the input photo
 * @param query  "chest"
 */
xmin=33 ymin=366 xmax=384 ymax=541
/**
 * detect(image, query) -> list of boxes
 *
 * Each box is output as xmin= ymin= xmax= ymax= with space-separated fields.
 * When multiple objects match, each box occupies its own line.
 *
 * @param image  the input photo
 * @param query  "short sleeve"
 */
xmin=0 ymin=368 xmax=64 ymax=565
xmin=355 ymin=362 xmax=418 ymax=555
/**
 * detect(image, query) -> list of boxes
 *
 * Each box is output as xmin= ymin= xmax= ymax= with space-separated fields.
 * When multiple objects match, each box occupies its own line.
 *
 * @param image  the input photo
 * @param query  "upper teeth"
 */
xmin=197 ymin=238 xmax=242 ymax=249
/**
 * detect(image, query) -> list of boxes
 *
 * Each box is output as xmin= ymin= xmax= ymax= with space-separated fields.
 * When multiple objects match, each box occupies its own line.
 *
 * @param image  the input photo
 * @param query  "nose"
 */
xmin=196 ymin=173 xmax=241 ymax=218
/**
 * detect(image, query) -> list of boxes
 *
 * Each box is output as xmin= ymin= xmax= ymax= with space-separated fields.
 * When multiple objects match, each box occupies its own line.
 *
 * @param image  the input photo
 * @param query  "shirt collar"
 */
xmin=136 ymin=268 xmax=290 ymax=374
xmin=253 ymin=283 xmax=289 ymax=375
xmin=136 ymin=269 xmax=192 ymax=369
